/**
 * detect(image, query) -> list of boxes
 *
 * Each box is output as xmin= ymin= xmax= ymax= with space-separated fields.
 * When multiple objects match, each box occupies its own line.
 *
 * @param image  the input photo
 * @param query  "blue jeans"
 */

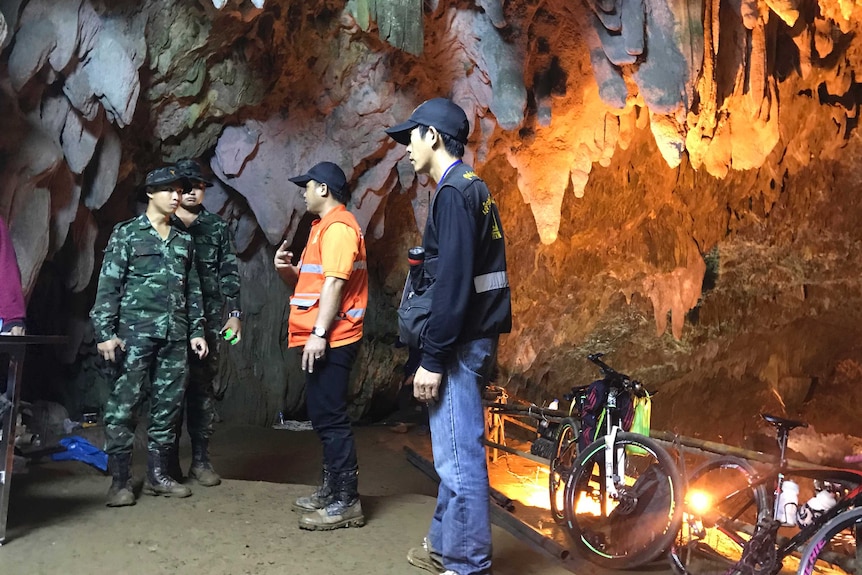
xmin=428 ymin=337 xmax=498 ymax=575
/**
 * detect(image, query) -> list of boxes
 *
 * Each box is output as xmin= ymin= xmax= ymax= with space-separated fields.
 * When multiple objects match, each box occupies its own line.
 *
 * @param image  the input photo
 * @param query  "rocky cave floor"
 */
xmin=3 ymin=420 xmax=576 ymax=575
xmin=6 ymin=401 xmax=862 ymax=575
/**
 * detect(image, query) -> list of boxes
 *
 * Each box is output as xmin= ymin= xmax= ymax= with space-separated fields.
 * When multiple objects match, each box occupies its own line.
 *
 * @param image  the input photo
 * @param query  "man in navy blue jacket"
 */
xmin=387 ymin=98 xmax=512 ymax=575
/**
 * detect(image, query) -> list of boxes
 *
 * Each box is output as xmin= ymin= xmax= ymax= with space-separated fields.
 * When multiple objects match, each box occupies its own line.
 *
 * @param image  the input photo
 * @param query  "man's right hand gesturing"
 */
xmin=274 ymin=240 xmax=299 ymax=285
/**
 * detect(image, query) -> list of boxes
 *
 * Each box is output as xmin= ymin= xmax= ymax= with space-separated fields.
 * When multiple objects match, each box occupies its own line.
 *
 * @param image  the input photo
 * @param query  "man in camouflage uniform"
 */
xmin=170 ymin=158 xmax=242 ymax=486
xmin=91 ymin=166 xmax=209 ymax=507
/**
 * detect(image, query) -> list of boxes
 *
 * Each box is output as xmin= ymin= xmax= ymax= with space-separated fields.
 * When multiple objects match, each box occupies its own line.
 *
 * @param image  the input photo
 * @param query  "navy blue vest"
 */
xmin=423 ymin=162 xmax=512 ymax=342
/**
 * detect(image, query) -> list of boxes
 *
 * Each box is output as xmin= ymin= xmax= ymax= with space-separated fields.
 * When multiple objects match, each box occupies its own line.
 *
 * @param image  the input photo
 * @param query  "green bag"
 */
xmin=627 ymin=392 xmax=652 ymax=455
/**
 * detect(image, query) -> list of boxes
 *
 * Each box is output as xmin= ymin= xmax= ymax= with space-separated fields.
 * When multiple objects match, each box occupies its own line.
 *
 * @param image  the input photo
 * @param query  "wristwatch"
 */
xmin=311 ymin=326 xmax=328 ymax=338
xmin=229 ymin=310 xmax=243 ymax=320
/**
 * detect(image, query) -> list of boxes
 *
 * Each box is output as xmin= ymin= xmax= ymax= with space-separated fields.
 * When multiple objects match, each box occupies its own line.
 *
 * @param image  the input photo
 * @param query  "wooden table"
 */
xmin=0 ymin=335 xmax=66 ymax=545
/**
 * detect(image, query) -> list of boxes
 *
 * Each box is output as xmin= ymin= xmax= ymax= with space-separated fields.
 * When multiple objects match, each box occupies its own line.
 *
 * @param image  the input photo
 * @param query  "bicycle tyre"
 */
xmin=563 ymin=431 xmax=684 ymax=569
xmin=549 ymin=418 xmax=580 ymax=524
xmin=669 ymin=455 xmax=771 ymax=575
xmin=797 ymin=506 xmax=862 ymax=575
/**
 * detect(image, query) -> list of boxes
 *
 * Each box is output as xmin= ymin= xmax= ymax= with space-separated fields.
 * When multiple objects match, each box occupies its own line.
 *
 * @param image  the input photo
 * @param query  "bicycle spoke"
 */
xmin=564 ymin=432 xmax=683 ymax=569
xmin=798 ymin=507 xmax=862 ymax=575
xmin=671 ymin=456 xmax=771 ymax=575
xmin=550 ymin=420 xmax=578 ymax=523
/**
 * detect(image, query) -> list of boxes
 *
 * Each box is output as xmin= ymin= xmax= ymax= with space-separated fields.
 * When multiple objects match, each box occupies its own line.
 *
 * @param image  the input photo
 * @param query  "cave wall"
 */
xmin=2 ymin=0 xmax=862 ymax=446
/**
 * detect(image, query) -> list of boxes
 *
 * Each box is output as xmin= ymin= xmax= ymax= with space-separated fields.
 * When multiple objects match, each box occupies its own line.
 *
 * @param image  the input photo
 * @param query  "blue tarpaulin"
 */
xmin=51 ymin=435 xmax=108 ymax=472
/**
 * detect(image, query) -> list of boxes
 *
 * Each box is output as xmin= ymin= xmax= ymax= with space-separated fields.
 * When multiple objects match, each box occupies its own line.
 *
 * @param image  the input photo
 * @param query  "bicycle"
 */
xmin=548 ymin=353 xmax=647 ymax=523
xmin=547 ymin=384 xmax=589 ymax=524
xmin=795 ymin=454 xmax=862 ymax=575
xmin=670 ymin=415 xmax=862 ymax=575
xmin=560 ymin=353 xmax=685 ymax=569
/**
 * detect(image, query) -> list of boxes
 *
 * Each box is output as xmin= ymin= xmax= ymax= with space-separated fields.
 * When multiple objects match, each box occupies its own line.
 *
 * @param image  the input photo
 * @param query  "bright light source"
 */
xmin=575 ymin=489 xmax=601 ymax=516
xmin=687 ymin=489 xmax=712 ymax=515
xmin=251 ymin=0 xmax=264 ymax=7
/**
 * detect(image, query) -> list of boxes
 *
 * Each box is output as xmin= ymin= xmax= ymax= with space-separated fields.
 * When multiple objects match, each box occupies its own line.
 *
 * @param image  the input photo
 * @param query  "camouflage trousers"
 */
xmin=104 ymin=335 xmax=188 ymax=454
xmin=182 ymin=337 xmax=219 ymax=441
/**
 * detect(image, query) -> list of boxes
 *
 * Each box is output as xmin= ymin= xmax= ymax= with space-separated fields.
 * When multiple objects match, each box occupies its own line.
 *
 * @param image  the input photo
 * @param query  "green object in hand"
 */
xmin=222 ymin=328 xmax=234 ymax=341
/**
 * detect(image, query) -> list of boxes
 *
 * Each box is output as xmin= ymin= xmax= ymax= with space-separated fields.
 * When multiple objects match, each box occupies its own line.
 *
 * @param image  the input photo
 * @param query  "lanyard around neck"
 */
xmin=436 ymin=160 xmax=462 ymax=191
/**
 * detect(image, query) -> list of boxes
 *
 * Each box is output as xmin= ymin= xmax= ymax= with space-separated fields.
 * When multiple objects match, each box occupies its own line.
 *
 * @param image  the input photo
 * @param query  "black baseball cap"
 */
xmin=176 ymin=159 xmax=212 ymax=187
xmin=289 ymin=162 xmax=348 ymax=200
xmin=385 ymin=98 xmax=470 ymax=145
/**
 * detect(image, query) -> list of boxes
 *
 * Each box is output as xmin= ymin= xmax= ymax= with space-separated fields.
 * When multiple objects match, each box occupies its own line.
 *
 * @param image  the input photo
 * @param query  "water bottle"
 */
xmin=407 ymin=246 xmax=425 ymax=267
xmin=775 ymin=480 xmax=799 ymax=526
xmin=797 ymin=488 xmax=837 ymax=527
xmin=407 ymin=246 xmax=426 ymax=292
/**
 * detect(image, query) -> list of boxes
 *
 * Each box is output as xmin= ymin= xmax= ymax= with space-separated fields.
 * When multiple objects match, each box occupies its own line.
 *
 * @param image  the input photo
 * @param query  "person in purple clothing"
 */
xmin=0 ymin=216 xmax=25 ymax=336
xmin=0 ymin=215 xmax=25 ymax=422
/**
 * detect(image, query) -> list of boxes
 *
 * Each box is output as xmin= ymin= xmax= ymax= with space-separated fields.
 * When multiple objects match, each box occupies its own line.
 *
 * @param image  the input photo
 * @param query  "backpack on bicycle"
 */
xmin=578 ymin=378 xmax=635 ymax=452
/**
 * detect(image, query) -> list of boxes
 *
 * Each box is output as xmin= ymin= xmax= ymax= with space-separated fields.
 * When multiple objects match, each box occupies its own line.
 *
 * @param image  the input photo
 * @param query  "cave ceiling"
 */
xmin=2 ymin=0 xmax=862 ymax=442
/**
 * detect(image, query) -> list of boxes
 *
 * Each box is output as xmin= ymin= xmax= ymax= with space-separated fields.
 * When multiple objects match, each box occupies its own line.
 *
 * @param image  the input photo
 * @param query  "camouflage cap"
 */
xmin=137 ymin=166 xmax=186 ymax=200
xmin=176 ymin=159 xmax=213 ymax=187
xmin=140 ymin=166 xmax=186 ymax=189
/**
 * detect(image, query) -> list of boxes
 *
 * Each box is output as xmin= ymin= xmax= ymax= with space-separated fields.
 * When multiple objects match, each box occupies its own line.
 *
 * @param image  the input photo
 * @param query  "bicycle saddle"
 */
xmin=761 ymin=413 xmax=808 ymax=431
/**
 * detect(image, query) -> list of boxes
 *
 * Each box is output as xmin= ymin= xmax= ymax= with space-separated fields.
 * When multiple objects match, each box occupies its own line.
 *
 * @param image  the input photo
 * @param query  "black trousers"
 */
xmin=304 ymin=341 xmax=360 ymax=475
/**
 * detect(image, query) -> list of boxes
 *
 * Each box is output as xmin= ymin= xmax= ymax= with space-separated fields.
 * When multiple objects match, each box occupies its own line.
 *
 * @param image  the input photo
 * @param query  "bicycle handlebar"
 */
xmin=587 ymin=352 xmax=647 ymax=396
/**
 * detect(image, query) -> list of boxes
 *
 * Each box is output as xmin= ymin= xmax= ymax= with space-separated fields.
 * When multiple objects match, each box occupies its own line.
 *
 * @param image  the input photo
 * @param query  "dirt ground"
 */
xmin=2 ymin=423 xmax=576 ymax=575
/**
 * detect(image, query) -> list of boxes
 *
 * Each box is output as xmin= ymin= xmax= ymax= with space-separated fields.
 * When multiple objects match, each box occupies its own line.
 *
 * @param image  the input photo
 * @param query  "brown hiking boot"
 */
xmin=298 ymin=468 xmax=364 ymax=530
xmin=298 ymin=498 xmax=365 ymax=530
xmin=407 ymin=537 xmax=445 ymax=574
xmin=293 ymin=466 xmax=334 ymax=511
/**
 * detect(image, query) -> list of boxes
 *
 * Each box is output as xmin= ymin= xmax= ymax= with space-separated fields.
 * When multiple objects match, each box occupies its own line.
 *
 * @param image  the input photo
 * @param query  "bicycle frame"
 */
xmin=691 ymin=432 xmax=862 ymax=570
xmin=756 ymin=418 xmax=862 ymax=562
xmin=591 ymin=355 xmax=646 ymax=505
xmin=772 ymin=474 xmax=862 ymax=560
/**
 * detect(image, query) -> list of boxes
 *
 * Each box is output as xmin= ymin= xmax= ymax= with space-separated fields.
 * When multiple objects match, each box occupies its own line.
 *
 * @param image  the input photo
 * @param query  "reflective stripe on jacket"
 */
xmin=288 ymin=206 xmax=368 ymax=348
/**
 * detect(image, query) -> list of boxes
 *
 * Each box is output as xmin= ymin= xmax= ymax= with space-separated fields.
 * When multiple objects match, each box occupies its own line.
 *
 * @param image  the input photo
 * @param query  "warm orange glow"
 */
xmin=506 ymin=482 xmax=553 ymax=510
xmin=553 ymin=481 xmax=565 ymax=512
xmin=687 ymin=489 xmax=712 ymax=515
xmin=575 ymin=489 xmax=602 ymax=516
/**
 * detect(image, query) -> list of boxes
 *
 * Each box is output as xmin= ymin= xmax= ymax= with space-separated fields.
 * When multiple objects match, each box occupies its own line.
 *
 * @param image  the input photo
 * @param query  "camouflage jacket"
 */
xmin=91 ymin=214 xmax=205 ymax=343
xmin=171 ymin=209 xmax=241 ymax=330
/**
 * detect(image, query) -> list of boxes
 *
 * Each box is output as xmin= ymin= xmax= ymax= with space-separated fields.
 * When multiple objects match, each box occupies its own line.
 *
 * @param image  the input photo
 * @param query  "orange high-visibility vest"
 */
xmin=288 ymin=206 xmax=368 ymax=348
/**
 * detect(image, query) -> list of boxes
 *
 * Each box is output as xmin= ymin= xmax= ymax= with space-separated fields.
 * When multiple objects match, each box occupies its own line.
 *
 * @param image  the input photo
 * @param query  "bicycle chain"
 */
xmin=731 ymin=519 xmax=781 ymax=575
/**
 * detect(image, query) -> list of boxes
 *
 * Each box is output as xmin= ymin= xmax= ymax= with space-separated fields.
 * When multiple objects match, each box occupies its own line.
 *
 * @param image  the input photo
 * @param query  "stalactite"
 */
xmin=349 ymin=0 xmax=424 ymax=55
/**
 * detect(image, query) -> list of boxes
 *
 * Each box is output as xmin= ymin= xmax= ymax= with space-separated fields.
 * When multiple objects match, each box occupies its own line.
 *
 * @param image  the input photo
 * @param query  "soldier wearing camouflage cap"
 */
xmin=169 ymin=158 xmax=242 ymax=487
xmin=91 ymin=165 xmax=209 ymax=507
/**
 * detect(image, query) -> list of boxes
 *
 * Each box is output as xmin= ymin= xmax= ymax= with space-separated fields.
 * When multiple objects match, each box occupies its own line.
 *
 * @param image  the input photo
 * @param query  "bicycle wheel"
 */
xmin=549 ymin=418 xmax=579 ymax=523
xmin=669 ymin=456 xmax=772 ymax=575
xmin=797 ymin=507 xmax=862 ymax=575
xmin=563 ymin=431 xmax=684 ymax=569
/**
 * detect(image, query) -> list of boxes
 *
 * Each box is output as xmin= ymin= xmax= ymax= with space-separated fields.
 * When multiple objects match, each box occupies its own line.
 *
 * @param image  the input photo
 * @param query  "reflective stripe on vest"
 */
xmin=288 ymin=206 xmax=368 ymax=347
xmin=300 ymin=263 xmax=324 ymax=274
xmin=290 ymin=292 xmax=319 ymax=308
xmin=342 ymin=308 xmax=365 ymax=319
xmin=473 ymin=271 xmax=508 ymax=293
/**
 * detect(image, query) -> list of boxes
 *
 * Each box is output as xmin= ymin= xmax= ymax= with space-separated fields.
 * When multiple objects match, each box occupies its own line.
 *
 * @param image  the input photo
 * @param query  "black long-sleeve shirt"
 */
xmin=420 ymin=162 xmax=511 ymax=373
